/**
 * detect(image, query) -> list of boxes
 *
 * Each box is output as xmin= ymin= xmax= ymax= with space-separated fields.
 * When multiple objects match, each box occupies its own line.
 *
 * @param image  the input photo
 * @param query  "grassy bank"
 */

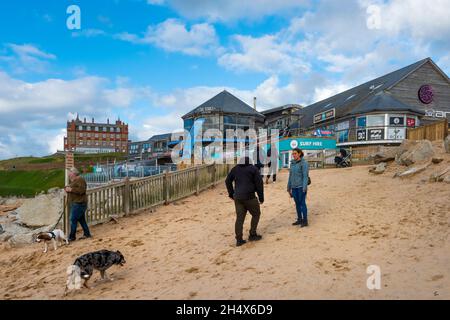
xmin=0 ymin=169 xmax=64 ymax=198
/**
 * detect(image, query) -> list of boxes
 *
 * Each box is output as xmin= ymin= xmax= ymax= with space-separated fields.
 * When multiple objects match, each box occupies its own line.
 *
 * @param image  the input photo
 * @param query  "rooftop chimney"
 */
xmin=107 ymin=118 xmax=109 ymax=124
xmin=92 ymin=117 xmax=94 ymax=123
xmin=84 ymin=117 xmax=86 ymax=123
xmin=253 ymin=97 xmax=257 ymax=110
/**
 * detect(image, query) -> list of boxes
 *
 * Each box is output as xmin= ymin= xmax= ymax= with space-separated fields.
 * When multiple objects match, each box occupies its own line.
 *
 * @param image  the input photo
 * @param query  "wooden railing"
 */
xmin=407 ymin=119 xmax=449 ymax=141
xmin=63 ymin=163 xmax=232 ymax=233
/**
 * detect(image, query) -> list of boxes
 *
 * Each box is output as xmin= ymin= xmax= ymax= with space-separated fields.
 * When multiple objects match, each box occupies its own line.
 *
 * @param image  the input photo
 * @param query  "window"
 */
xmin=116 ymin=134 xmax=120 ymax=139
xmin=338 ymin=130 xmax=349 ymax=143
xmin=79 ymin=133 xmax=83 ymax=137
xmin=95 ymin=134 xmax=99 ymax=138
xmin=116 ymin=127 xmax=121 ymax=133
xmin=337 ymin=121 xmax=349 ymax=131
xmin=110 ymin=127 xmax=114 ymax=132
xmin=357 ymin=117 xmax=367 ymax=128
xmin=103 ymin=134 xmax=106 ymax=138
xmin=103 ymin=127 xmax=107 ymax=132
xmin=367 ymin=115 xmax=385 ymax=127
xmin=95 ymin=126 xmax=99 ymax=131
xmin=78 ymin=126 xmax=83 ymax=130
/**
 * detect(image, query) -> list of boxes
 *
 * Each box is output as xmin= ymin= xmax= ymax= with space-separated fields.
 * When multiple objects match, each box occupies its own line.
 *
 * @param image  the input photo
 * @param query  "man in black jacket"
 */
xmin=225 ymin=157 xmax=264 ymax=247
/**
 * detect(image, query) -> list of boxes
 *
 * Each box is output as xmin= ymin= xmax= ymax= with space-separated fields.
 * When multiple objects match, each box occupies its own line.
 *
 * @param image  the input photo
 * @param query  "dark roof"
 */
xmin=349 ymin=92 xmax=425 ymax=116
xmin=295 ymin=57 xmax=438 ymax=127
xmin=149 ymin=133 xmax=172 ymax=141
xmin=182 ymin=90 xmax=265 ymax=120
xmin=261 ymin=104 xmax=302 ymax=115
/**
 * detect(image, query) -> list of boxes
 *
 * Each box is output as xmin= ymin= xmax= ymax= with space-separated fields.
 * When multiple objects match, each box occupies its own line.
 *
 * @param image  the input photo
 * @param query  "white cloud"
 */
xmin=0 ymin=43 xmax=56 ymax=74
xmin=46 ymin=128 xmax=66 ymax=154
xmin=0 ymin=71 xmax=148 ymax=159
xmin=117 ymin=19 xmax=221 ymax=56
xmin=219 ymin=34 xmax=310 ymax=75
xmin=151 ymin=0 xmax=310 ymax=22
xmin=363 ymin=0 xmax=450 ymax=41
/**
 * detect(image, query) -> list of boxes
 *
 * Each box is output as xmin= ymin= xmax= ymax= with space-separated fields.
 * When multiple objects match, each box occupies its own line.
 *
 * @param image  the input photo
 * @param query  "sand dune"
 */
xmin=0 ymin=165 xmax=449 ymax=300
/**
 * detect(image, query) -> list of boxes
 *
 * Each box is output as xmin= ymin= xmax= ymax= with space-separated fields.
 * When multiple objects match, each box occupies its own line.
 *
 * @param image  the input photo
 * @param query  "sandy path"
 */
xmin=0 ymin=166 xmax=449 ymax=300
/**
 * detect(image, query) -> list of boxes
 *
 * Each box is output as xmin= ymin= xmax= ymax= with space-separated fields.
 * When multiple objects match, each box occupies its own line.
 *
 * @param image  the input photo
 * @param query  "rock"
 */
xmin=0 ymin=224 xmax=3 ymax=234
xmin=430 ymin=167 xmax=450 ymax=183
xmin=396 ymin=162 xmax=432 ymax=178
xmin=445 ymin=135 xmax=450 ymax=153
xmin=8 ymin=233 xmax=35 ymax=246
xmin=0 ymin=233 xmax=13 ymax=242
xmin=396 ymin=140 xmax=435 ymax=166
xmin=47 ymin=187 xmax=61 ymax=194
xmin=444 ymin=175 xmax=450 ymax=184
xmin=15 ymin=191 xmax=64 ymax=228
xmin=432 ymin=157 xmax=444 ymax=164
xmin=369 ymin=162 xmax=387 ymax=174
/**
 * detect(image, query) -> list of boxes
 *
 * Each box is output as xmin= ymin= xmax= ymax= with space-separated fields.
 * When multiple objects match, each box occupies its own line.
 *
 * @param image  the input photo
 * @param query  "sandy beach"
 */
xmin=0 ymin=164 xmax=449 ymax=300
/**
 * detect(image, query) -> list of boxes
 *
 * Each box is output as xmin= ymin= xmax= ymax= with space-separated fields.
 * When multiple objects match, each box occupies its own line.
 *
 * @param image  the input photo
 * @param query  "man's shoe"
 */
xmin=248 ymin=234 xmax=262 ymax=241
xmin=300 ymin=220 xmax=309 ymax=228
xmin=80 ymin=235 xmax=92 ymax=240
xmin=292 ymin=220 xmax=302 ymax=226
xmin=68 ymin=238 xmax=76 ymax=242
xmin=236 ymin=239 xmax=247 ymax=247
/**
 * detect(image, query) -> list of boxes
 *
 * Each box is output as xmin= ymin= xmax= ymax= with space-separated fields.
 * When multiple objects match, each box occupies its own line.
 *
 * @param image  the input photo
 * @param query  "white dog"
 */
xmin=35 ymin=229 xmax=69 ymax=253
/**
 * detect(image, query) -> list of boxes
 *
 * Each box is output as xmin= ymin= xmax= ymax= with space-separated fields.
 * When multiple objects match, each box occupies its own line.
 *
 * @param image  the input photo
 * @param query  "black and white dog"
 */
xmin=65 ymin=250 xmax=126 ymax=295
xmin=35 ymin=229 xmax=69 ymax=253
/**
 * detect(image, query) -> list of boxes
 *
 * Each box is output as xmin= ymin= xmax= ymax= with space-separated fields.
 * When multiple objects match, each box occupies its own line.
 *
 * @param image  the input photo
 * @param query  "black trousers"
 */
xmin=234 ymin=198 xmax=261 ymax=240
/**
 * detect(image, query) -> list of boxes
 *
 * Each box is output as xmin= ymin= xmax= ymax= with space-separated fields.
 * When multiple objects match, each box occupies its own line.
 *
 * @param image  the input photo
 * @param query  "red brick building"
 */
xmin=64 ymin=115 xmax=129 ymax=153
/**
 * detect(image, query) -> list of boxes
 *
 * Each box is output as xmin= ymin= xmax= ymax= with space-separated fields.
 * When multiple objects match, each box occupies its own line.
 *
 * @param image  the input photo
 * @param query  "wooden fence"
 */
xmin=407 ymin=119 xmax=449 ymax=141
xmin=62 ymin=163 xmax=232 ymax=233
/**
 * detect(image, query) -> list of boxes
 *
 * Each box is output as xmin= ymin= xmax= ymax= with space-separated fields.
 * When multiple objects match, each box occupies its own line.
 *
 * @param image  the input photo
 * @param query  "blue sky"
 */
xmin=0 ymin=0 xmax=449 ymax=159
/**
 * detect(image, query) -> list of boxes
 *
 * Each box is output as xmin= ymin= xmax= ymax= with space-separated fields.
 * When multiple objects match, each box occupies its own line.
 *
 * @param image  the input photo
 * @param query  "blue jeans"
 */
xmin=292 ymin=187 xmax=308 ymax=222
xmin=69 ymin=203 xmax=91 ymax=240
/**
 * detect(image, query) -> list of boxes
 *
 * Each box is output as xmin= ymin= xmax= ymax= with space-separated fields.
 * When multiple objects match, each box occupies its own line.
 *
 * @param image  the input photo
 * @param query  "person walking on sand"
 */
xmin=65 ymin=167 xmax=92 ymax=241
xmin=265 ymin=145 xmax=279 ymax=184
xmin=225 ymin=157 xmax=264 ymax=247
xmin=287 ymin=148 xmax=309 ymax=227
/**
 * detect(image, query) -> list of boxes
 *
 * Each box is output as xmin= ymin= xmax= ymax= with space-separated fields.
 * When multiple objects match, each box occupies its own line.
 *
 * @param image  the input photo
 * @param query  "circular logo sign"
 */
xmin=394 ymin=118 xmax=400 ymax=124
xmin=418 ymin=85 xmax=433 ymax=104
xmin=290 ymin=140 xmax=298 ymax=149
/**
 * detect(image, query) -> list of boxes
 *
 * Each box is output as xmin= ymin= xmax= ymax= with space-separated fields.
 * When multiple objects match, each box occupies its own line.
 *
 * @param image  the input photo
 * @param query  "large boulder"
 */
xmin=15 ymin=190 xmax=64 ymax=228
xmin=445 ymin=135 xmax=450 ymax=153
xmin=396 ymin=140 xmax=435 ymax=166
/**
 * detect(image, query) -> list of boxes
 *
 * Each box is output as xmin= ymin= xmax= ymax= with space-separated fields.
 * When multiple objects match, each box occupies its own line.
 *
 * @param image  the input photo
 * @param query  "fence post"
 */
xmin=123 ymin=177 xmax=130 ymax=215
xmin=212 ymin=163 xmax=217 ymax=187
xmin=321 ymin=150 xmax=325 ymax=168
xmin=349 ymin=147 xmax=353 ymax=166
xmin=195 ymin=166 xmax=200 ymax=195
xmin=64 ymin=195 xmax=70 ymax=235
xmin=164 ymin=170 xmax=170 ymax=205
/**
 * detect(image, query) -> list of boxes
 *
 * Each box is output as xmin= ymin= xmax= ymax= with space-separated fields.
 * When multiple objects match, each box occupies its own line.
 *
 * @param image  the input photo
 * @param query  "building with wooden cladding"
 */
xmin=293 ymin=57 xmax=450 ymax=147
xmin=64 ymin=116 xmax=129 ymax=153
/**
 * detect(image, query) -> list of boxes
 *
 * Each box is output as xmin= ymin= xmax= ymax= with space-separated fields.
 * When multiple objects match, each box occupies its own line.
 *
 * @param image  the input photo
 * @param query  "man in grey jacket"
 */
xmin=287 ymin=148 xmax=309 ymax=227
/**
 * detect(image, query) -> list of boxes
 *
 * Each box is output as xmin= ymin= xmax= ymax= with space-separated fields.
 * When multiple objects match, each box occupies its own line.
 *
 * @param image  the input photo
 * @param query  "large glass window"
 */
xmin=367 ymin=115 xmax=385 ymax=127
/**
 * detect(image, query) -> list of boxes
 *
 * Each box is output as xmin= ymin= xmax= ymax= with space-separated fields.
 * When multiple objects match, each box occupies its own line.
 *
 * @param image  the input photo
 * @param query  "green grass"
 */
xmin=0 ymin=169 xmax=65 ymax=197
xmin=28 ymin=157 xmax=58 ymax=164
